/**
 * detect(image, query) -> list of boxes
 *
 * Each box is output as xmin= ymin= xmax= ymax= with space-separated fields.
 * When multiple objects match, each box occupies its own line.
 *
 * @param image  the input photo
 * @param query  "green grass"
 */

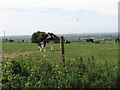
xmin=65 ymin=44 xmax=118 ymax=62
xmin=2 ymin=43 xmax=118 ymax=64
xmin=2 ymin=43 xmax=38 ymax=53
xmin=2 ymin=43 xmax=119 ymax=88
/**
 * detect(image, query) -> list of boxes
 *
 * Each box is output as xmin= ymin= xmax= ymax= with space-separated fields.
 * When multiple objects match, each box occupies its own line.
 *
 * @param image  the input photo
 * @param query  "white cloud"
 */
xmin=0 ymin=0 xmax=118 ymax=35
xmin=0 ymin=0 xmax=119 ymax=15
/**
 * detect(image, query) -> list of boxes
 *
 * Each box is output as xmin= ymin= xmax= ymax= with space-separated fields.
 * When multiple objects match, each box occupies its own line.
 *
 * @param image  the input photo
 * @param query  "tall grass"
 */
xmin=2 ymin=53 xmax=118 ymax=88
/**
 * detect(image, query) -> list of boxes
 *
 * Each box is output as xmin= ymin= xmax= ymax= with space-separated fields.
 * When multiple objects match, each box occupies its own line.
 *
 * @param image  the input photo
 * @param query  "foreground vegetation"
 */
xmin=2 ymin=43 xmax=119 ymax=88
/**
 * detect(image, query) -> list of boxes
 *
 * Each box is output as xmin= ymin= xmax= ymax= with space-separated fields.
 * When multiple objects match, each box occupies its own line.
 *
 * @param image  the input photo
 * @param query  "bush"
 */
xmin=2 ymin=55 xmax=118 ymax=88
xmin=31 ymin=31 xmax=45 ymax=43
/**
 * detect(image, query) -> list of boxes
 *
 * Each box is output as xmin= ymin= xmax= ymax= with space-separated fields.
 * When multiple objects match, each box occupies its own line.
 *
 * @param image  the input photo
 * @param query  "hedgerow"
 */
xmin=2 ymin=54 xmax=118 ymax=88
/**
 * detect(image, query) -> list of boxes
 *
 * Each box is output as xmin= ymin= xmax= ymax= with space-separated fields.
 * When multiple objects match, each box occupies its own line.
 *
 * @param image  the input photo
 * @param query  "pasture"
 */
xmin=2 ymin=42 xmax=119 ymax=88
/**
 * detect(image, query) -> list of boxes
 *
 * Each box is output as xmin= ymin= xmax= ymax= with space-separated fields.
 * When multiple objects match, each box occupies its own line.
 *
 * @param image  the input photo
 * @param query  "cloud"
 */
xmin=0 ymin=0 xmax=119 ymax=15
xmin=0 ymin=0 xmax=118 ymax=35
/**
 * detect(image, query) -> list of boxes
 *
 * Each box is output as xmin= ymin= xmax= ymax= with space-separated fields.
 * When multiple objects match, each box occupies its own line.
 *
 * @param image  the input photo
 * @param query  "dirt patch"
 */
xmin=2 ymin=51 xmax=40 ymax=58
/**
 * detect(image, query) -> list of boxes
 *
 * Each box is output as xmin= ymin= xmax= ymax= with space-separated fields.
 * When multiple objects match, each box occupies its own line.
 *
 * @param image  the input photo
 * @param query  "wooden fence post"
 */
xmin=60 ymin=36 xmax=65 ymax=63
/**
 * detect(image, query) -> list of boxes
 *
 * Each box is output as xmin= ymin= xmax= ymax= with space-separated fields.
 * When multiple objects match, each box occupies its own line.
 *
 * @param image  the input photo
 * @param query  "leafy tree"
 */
xmin=53 ymin=35 xmax=60 ymax=43
xmin=31 ymin=31 xmax=46 ymax=43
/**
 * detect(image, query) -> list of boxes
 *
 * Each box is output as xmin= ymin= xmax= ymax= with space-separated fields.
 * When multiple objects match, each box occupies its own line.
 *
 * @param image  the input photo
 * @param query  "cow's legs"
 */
xmin=38 ymin=42 xmax=46 ymax=51
xmin=38 ymin=42 xmax=45 ymax=51
xmin=49 ymin=40 xmax=53 ymax=51
xmin=38 ymin=40 xmax=54 ymax=51
xmin=39 ymin=42 xmax=43 ymax=51
xmin=43 ymin=42 xmax=46 ymax=51
xmin=38 ymin=42 xmax=40 ymax=48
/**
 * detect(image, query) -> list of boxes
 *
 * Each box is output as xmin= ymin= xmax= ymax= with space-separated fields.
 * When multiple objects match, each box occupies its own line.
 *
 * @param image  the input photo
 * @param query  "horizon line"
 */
xmin=0 ymin=32 xmax=118 ymax=37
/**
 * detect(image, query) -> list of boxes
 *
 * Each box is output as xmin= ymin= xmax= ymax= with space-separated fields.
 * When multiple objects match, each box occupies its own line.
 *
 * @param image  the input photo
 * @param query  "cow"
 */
xmin=9 ymin=39 xmax=14 ymax=42
xmin=65 ymin=40 xmax=70 ymax=44
xmin=85 ymin=38 xmax=94 ymax=43
xmin=37 ymin=33 xmax=55 ymax=51
xmin=5 ymin=39 xmax=8 ymax=42
xmin=22 ymin=40 xmax=24 ymax=43
xmin=115 ymin=37 xmax=120 ymax=43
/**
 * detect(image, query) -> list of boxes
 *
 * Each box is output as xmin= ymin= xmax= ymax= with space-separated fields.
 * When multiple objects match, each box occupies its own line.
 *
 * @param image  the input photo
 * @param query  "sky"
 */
xmin=0 ymin=0 xmax=119 ymax=36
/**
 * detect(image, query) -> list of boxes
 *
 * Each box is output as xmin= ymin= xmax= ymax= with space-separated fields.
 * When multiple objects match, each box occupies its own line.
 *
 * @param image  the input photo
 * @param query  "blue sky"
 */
xmin=0 ymin=0 xmax=119 ymax=36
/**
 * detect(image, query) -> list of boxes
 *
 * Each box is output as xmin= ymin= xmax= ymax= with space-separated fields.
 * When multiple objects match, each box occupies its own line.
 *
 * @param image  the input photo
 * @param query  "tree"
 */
xmin=31 ymin=31 xmax=46 ymax=43
xmin=54 ymin=35 xmax=60 ymax=43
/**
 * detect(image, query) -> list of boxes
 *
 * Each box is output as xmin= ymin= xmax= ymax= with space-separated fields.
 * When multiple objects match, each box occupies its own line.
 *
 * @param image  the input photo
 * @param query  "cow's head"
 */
xmin=46 ymin=33 xmax=55 ymax=40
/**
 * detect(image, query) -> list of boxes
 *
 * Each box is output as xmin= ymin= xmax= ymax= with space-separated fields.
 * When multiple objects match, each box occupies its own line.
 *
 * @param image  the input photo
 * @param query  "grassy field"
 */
xmin=2 ymin=42 xmax=119 ymax=88
xmin=2 ymin=43 xmax=38 ymax=54
xmin=2 ymin=43 xmax=118 ymax=61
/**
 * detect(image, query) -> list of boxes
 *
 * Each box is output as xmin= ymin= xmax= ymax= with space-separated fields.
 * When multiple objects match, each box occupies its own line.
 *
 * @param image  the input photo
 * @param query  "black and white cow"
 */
xmin=85 ymin=38 xmax=94 ymax=43
xmin=9 ymin=39 xmax=14 ymax=42
xmin=65 ymin=40 xmax=70 ymax=44
xmin=37 ymin=33 xmax=55 ymax=51
xmin=115 ymin=37 xmax=120 ymax=43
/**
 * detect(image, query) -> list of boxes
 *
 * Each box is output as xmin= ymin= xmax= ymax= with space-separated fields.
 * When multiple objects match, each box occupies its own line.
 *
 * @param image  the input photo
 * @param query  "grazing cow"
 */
xmin=9 ymin=39 xmax=14 ymax=42
xmin=85 ymin=38 xmax=94 ymax=43
xmin=22 ymin=40 xmax=24 ymax=42
xmin=37 ymin=33 xmax=55 ymax=51
xmin=115 ymin=37 xmax=120 ymax=43
xmin=65 ymin=40 xmax=70 ymax=44
xmin=5 ymin=39 xmax=8 ymax=42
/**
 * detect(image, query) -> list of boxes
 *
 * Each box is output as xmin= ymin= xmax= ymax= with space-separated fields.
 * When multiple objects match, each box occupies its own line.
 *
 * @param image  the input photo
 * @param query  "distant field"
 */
xmin=2 ymin=42 xmax=118 ymax=58
xmin=2 ymin=42 xmax=119 ymax=88
xmin=2 ymin=43 xmax=38 ymax=54
xmin=2 ymin=42 xmax=118 ymax=64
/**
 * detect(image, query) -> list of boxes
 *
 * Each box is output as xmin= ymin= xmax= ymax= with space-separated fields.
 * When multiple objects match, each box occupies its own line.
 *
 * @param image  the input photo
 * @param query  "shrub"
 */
xmin=2 ymin=55 xmax=118 ymax=88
